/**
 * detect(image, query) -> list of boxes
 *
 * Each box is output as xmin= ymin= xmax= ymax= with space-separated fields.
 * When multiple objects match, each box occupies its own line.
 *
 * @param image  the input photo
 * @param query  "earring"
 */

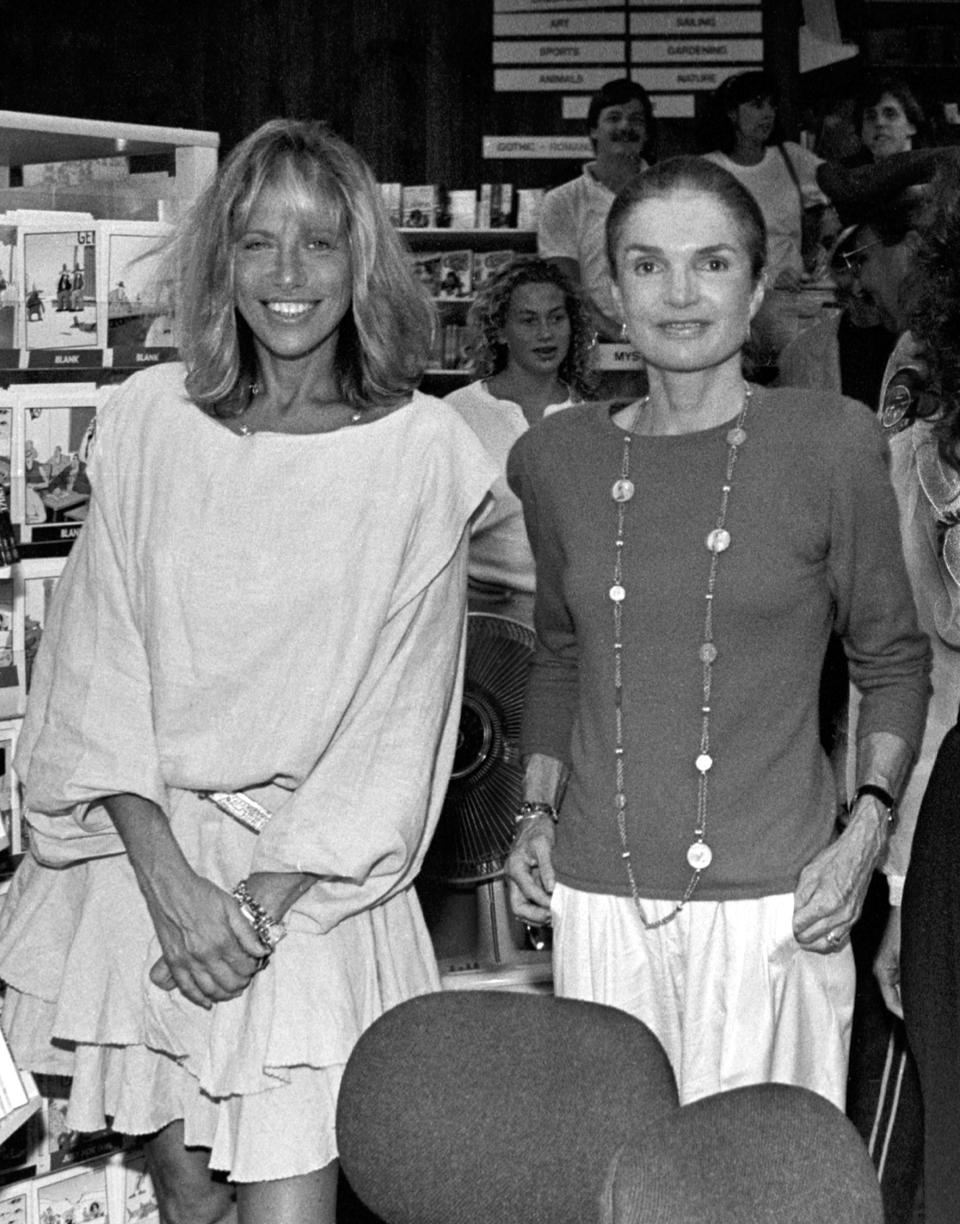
xmin=620 ymin=321 xmax=629 ymax=342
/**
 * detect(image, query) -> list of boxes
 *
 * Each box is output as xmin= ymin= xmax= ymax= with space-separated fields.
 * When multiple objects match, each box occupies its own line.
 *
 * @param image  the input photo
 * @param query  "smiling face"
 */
xmin=590 ymin=99 xmax=648 ymax=161
xmin=233 ymin=183 xmax=353 ymax=374
xmin=500 ymin=281 xmax=571 ymax=380
xmin=861 ymin=93 xmax=917 ymax=159
xmin=610 ymin=189 xmax=764 ymax=375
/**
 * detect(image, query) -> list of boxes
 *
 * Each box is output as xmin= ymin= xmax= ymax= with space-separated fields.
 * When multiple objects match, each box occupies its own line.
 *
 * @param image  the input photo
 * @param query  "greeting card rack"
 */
xmin=0 ymin=110 xmax=219 ymax=1223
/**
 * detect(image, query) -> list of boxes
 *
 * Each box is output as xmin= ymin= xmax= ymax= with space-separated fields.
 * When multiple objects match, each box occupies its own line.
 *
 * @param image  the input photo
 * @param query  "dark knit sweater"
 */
xmin=507 ymin=387 xmax=931 ymax=902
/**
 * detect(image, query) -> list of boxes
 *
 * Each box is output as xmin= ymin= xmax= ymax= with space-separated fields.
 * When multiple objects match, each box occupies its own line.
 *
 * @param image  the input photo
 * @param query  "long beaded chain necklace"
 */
xmin=610 ymin=385 xmax=752 ymax=929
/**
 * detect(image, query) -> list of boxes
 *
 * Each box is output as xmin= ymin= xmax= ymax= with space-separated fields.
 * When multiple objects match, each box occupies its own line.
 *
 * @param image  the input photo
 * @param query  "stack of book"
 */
xmin=380 ymin=183 xmax=537 ymax=230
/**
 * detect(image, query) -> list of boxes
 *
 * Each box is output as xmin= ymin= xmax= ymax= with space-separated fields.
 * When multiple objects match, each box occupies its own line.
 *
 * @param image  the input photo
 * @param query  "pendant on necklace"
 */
xmin=611 ymin=478 xmax=635 ymax=502
xmin=687 ymin=841 xmax=713 ymax=870
xmin=706 ymin=527 xmax=731 ymax=553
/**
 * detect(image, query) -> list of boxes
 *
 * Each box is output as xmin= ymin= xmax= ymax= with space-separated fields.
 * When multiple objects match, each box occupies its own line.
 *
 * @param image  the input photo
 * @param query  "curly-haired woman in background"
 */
xmin=445 ymin=255 xmax=596 ymax=626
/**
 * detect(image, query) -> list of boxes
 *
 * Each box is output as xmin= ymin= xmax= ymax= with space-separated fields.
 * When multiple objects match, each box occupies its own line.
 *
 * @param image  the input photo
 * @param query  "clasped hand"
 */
xmin=146 ymin=870 xmax=271 ymax=1009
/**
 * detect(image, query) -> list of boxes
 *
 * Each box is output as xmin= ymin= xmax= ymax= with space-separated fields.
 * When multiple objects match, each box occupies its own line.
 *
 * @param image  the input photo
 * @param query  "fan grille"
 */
xmin=423 ymin=613 xmax=536 ymax=884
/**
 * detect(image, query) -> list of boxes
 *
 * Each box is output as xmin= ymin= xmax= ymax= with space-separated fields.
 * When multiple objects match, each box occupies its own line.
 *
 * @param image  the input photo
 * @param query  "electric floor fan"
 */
xmin=421 ymin=612 xmax=550 ymax=978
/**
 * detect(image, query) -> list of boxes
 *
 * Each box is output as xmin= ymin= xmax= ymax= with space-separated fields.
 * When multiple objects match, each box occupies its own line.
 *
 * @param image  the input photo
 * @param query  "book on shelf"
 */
xmin=440 ymin=323 xmax=470 ymax=371
xmin=472 ymin=249 xmax=516 ymax=291
xmin=478 ymin=183 xmax=515 ymax=229
xmin=401 ymin=185 xmax=442 ymax=228
xmin=445 ymin=189 xmax=478 ymax=230
xmin=427 ymin=323 xmax=445 ymax=370
xmin=516 ymin=187 xmax=546 ymax=232
xmin=379 ymin=182 xmax=402 ymax=226
xmin=411 ymin=252 xmax=443 ymax=297
xmin=436 ymin=250 xmax=473 ymax=300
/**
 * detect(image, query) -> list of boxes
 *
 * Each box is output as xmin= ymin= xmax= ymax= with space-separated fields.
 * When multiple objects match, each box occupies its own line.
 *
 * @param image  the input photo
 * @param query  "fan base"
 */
xmin=417 ymin=876 xmax=552 ymax=975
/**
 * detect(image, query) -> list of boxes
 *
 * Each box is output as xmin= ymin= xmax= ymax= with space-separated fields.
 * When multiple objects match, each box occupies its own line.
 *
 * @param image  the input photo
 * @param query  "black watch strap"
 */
xmin=853 ymin=783 xmax=897 ymax=826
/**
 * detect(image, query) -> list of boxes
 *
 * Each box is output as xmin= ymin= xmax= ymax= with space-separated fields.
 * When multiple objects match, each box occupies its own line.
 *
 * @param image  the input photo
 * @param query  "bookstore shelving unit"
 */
xmin=0 ymin=111 xmax=219 ymax=1216
xmin=400 ymin=227 xmax=538 ymax=395
xmin=0 ymin=110 xmax=218 ymax=218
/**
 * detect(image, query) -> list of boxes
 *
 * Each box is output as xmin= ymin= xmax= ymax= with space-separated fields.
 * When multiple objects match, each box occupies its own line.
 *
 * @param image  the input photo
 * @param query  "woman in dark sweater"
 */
xmin=506 ymin=156 xmax=930 ymax=1108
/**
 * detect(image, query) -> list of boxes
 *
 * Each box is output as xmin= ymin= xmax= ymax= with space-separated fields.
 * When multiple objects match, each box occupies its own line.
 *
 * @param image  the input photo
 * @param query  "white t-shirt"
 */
xmin=445 ymin=379 xmax=573 ymax=603
xmin=704 ymin=144 xmax=825 ymax=281
xmin=537 ymin=164 xmax=621 ymax=327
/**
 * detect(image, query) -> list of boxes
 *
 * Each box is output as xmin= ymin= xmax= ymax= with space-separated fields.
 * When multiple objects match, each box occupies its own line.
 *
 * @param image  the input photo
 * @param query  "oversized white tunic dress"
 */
xmin=0 ymin=362 xmax=495 ymax=1181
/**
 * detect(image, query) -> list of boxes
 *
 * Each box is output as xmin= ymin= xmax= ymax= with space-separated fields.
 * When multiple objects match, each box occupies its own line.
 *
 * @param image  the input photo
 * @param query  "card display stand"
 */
xmin=0 ymin=110 xmax=218 ymax=1211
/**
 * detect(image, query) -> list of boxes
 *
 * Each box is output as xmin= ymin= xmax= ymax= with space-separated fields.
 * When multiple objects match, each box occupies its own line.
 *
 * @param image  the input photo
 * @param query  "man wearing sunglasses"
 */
xmin=777 ymin=209 xmax=916 ymax=409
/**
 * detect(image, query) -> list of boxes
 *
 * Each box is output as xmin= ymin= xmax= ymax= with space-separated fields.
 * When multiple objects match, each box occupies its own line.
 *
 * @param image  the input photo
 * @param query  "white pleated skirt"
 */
xmin=551 ymin=882 xmax=854 ymax=1109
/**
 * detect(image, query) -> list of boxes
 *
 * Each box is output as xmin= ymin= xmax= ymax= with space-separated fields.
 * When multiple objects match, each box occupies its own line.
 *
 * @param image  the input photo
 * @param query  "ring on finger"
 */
xmin=826 ymin=929 xmax=841 ymax=945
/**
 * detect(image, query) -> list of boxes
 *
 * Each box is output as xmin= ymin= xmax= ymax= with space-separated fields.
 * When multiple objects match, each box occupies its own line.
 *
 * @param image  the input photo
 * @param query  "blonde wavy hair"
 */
xmin=154 ymin=118 xmax=435 ymax=415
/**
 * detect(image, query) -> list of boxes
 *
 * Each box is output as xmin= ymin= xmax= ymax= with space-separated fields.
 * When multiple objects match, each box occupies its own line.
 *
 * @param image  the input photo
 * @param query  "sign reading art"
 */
xmin=494 ymin=12 xmax=626 ymax=36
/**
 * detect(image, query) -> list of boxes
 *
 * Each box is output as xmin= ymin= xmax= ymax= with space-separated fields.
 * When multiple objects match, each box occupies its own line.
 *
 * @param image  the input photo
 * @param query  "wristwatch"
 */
xmin=853 ymin=783 xmax=897 ymax=830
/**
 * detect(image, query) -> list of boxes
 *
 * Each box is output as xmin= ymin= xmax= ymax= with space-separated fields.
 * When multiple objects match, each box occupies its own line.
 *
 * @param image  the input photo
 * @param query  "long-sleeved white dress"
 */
xmin=0 ymin=362 xmax=495 ymax=1181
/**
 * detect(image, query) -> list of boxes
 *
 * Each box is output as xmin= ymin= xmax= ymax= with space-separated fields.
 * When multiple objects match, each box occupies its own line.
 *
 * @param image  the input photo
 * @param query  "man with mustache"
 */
xmin=538 ymin=78 xmax=655 ymax=344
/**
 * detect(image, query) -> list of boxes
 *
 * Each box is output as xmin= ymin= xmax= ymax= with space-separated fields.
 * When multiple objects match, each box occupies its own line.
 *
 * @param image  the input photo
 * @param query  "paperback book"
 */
xmin=401 ymin=185 xmax=441 ymax=228
xmin=436 ymin=251 xmax=473 ymax=300
xmin=410 ymin=253 xmax=443 ymax=297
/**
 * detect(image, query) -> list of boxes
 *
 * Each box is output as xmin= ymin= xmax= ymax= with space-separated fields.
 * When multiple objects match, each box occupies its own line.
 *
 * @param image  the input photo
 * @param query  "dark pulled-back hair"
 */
xmin=707 ymin=70 xmax=781 ymax=155
xmin=904 ymin=159 xmax=960 ymax=468
xmin=464 ymin=255 xmax=596 ymax=399
xmin=154 ymin=118 xmax=435 ymax=416
xmin=606 ymin=155 xmax=768 ymax=284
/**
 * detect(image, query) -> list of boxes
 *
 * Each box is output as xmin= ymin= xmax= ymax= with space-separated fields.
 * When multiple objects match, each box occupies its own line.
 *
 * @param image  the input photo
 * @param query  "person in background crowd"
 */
xmin=867 ymin=160 xmax=960 ymax=1224
xmin=506 ymin=155 xmax=930 ymax=1111
xmin=0 ymin=118 xmax=494 ymax=1224
xmin=445 ymin=255 xmax=595 ymax=627
xmin=776 ymin=209 xmax=916 ymax=410
xmin=777 ymin=197 xmax=931 ymax=1222
xmin=854 ymin=77 xmax=928 ymax=164
xmin=703 ymin=71 xmax=832 ymax=362
xmin=538 ymin=78 xmax=656 ymax=346
xmin=705 ymin=71 xmax=826 ymax=293
xmin=703 ymin=71 xmax=957 ymax=364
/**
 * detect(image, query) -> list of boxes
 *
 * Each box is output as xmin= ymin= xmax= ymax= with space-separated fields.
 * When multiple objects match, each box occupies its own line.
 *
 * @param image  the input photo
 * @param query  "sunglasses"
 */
xmin=834 ymin=238 xmax=882 ymax=273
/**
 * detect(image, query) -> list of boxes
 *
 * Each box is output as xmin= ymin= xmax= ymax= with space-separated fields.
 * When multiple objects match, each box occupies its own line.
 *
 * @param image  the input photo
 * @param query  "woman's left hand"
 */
xmin=792 ymin=798 xmax=888 ymax=953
